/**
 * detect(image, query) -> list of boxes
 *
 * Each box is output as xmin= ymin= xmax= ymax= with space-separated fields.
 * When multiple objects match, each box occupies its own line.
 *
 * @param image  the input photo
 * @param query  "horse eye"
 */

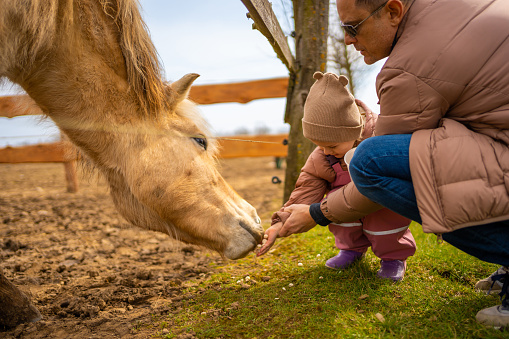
xmin=192 ymin=137 xmax=208 ymax=150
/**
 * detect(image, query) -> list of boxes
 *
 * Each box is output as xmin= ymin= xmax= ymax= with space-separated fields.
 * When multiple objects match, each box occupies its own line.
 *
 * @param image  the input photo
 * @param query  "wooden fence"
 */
xmin=0 ymin=77 xmax=290 ymax=191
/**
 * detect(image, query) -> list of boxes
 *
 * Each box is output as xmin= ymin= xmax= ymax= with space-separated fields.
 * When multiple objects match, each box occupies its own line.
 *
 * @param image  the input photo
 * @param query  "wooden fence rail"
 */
xmin=0 ymin=134 xmax=288 ymax=163
xmin=0 ymin=77 xmax=289 ymax=117
xmin=0 ymin=77 xmax=290 ymax=191
xmin=0 ymin=142 xmax=72 ymax=163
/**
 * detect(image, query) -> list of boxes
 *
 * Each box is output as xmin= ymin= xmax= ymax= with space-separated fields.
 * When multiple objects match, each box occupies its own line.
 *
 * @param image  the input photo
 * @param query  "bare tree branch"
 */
xmin=327 ymin=1 xmax=370 ymax=97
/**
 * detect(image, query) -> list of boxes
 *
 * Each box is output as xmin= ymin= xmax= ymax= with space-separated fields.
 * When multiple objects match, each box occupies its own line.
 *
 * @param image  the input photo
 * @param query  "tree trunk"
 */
xmin=0 ymin=269 xmax=42 ymax=328
xmin=284 ymin=0 xmax=329 ymax=201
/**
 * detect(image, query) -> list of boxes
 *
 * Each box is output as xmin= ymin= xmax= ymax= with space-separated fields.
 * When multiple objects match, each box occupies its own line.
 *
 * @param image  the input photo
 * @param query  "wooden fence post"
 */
xmin=242 ymin=0 xmax=330 ymax=202
xmin=63 ymin=160 xmax=79 ymax=193
xmin=60 ymin=133 xmax=79 ymax=193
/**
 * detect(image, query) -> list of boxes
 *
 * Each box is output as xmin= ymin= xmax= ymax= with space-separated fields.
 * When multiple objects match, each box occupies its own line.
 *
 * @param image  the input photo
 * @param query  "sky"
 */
xmin=0 ymin=0 xmax=384 ymax=148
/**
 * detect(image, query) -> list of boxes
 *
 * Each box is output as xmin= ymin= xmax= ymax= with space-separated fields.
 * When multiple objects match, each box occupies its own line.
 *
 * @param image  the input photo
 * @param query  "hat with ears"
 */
xmin=302 ymin=72 xmax=363 ymax=143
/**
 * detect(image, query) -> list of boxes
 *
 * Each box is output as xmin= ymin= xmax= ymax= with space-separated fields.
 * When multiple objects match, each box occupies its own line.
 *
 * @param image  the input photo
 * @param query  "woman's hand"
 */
xmin=278 ymin=204 xmax=317 ymax=237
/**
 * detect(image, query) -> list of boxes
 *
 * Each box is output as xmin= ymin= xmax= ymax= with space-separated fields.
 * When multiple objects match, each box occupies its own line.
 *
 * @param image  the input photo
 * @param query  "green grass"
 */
xmin=152 ymin=223 xmax=509 ymax=338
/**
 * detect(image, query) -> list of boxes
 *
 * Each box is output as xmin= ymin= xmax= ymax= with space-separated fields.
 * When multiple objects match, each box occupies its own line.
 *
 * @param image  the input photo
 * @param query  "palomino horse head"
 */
xmin=104 ymin=73 xmax=264 ymax=259
xmin=0 ymin=0 xmax=264 ymax=259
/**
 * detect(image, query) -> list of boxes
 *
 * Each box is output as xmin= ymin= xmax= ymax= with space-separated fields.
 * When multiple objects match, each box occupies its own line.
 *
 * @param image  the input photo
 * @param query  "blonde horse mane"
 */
xmin=9 ymin=0 xmax=169 ymax=118
xmin=100 ymin=0 xmax=169 ymax=117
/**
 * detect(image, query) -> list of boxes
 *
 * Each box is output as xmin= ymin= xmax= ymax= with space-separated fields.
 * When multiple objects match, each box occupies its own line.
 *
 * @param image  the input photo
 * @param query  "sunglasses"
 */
xmin=340 ymin=1 xmax=388 ymax=38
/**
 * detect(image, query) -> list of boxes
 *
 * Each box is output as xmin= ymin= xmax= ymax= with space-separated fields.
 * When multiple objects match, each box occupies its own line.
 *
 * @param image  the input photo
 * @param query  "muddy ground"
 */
xmin=0 ymin=157 xmax=286 ymax=338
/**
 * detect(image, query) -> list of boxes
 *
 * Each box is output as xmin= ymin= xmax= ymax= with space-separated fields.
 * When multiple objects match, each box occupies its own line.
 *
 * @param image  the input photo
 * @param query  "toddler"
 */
xmin=258 ymin=72 xmax=416 ymax=281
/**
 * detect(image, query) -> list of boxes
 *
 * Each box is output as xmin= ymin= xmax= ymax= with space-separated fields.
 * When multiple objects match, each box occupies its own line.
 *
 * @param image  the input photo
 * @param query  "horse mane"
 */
xmin=11 ymin=0 xmax=169 ymax=118
xmin=100 ymin=0 xmax=169 ymax=118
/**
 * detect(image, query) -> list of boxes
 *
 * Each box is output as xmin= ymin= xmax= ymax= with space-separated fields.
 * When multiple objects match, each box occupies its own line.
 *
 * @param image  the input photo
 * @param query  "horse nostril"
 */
xmin=255 ymin=216 xmax=261 ymax=224
xmin=239 ymin=220 xmax=262 ymax=243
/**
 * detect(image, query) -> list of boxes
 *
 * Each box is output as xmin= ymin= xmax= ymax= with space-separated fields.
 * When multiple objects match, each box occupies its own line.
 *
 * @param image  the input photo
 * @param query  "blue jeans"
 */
xmin=349 ymin=134 xmax=509 ymax=266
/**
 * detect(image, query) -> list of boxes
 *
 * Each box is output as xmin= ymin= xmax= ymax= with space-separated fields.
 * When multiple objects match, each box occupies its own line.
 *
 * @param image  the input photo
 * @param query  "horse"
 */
xmin=0 ymin=0 xmax=264 ymax=326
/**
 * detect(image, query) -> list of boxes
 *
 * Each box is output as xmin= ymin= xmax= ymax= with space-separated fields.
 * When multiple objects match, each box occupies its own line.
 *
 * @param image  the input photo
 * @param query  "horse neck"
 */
xmin=23 ymin=4 xmax=131 ymax=112
xmin=12 ymin=1 xmax=141 ymax=166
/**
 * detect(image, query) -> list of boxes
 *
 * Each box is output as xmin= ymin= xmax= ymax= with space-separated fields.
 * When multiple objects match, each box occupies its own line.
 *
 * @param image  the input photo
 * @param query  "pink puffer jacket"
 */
xmin=272 ymin=109 xmax=378 ymax=226
xmin=322 ymin=0 xmax=509 ymax=234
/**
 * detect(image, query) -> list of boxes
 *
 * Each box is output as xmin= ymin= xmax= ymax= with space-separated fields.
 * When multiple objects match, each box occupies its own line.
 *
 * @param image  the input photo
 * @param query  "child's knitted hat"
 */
xmin=302 ymin=72 xmax=363 ymax=143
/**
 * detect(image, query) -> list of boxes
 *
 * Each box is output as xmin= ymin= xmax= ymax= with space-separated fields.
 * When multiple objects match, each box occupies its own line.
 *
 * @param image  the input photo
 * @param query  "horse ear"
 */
xmin=169 ymin=73 xmax=200 ymax=104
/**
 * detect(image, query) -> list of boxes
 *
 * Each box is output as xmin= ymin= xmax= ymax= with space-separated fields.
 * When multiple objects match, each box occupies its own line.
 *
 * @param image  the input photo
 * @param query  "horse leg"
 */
xmin=0 ymin=269 xmax=42 ymax=328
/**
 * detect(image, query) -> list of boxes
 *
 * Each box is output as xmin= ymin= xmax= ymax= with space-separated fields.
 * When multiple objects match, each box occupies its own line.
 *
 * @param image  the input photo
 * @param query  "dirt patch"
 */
xmin=0 ymin=157 xmax=285 ymax=338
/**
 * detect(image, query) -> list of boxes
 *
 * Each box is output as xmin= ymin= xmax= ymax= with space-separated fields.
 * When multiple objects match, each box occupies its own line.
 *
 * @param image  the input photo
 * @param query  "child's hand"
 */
xmin=256 ymin=222 xmax=283 ymax=256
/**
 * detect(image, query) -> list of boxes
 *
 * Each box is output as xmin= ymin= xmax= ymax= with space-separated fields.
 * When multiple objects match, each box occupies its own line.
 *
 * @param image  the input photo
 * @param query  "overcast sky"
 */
xmin=0 ymin=0 xmax=383 ymax=147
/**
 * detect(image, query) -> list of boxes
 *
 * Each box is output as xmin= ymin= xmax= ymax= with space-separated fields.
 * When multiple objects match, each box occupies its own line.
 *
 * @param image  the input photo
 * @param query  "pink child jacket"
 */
xmin=271 ymin=109 xmax=378 ymax=226
xmin=271 ymin=145 xmax=411 ymax=233
xmin=271 ymin=108 xmax=416 ymax=260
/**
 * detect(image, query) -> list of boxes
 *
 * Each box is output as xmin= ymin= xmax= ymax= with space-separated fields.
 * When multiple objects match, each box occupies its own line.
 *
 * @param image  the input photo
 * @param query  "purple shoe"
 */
xmin=325 ymin=250 xmax=364 ymax=270
xmin=377 ymin=260 xmax=406 ymax=281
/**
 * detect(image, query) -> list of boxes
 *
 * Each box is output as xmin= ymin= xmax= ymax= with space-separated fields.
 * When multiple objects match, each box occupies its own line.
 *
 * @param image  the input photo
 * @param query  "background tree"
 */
xmin=327 ymin=1 xmax=369 ymax=97
xmin=282 ymin=0 xmax=329 ymax=201
xmin=243 ymin=0 xmax=369 ymax=202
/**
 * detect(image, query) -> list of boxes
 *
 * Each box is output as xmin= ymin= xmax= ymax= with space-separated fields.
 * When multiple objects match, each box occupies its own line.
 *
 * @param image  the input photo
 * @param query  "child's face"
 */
xmin=312 ymin=139 xmax=355 ymax=158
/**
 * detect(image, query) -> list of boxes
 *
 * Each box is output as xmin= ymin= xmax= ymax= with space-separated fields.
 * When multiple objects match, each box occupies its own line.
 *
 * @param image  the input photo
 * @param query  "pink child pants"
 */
xmin=327 ymin=160 xmax=416 ymax=261
xmin=328 ymin=209 xmax=416 ymax=261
